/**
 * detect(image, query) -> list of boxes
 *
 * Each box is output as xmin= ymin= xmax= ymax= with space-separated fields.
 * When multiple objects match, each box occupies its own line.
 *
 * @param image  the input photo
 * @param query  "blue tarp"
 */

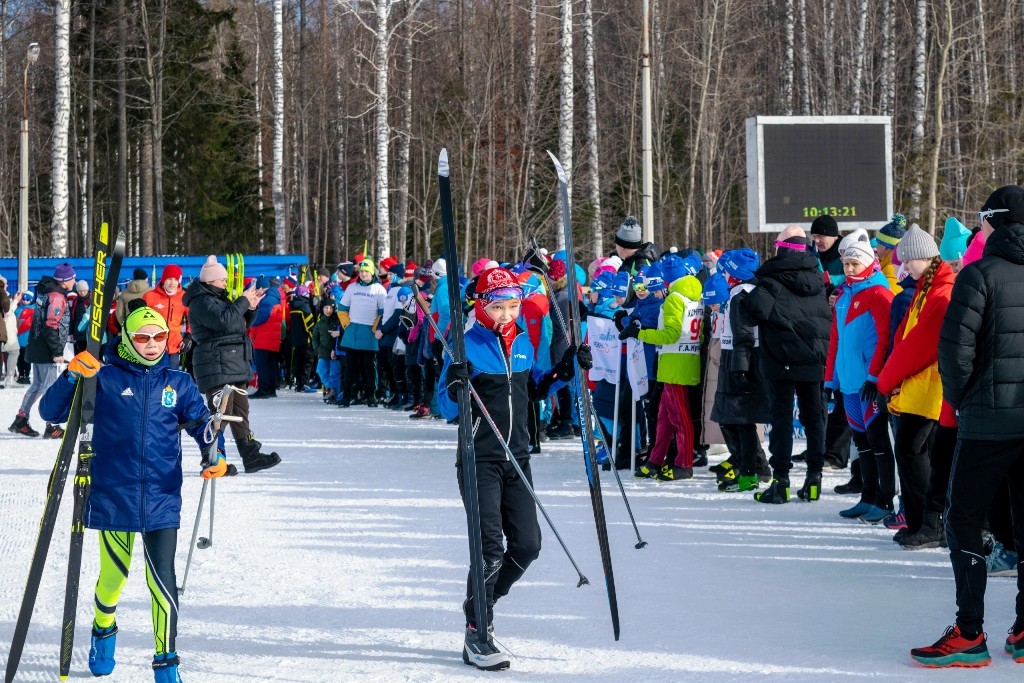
xmin=0 ymin=254 xmax=310 ymax=288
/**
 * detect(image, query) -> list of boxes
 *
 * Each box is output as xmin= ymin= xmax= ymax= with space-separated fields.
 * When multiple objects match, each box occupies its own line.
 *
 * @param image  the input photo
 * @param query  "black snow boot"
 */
xmin=898 ymin=511 xmax=944 ymax=550
xmin=237 ymin=435 xmax=282 ymax=474
xmin=797 ymin=471 xmax=822 ymax=502
xmin=692 ymin=445 xmax=709 ymax=468
xmin=9 ymin=415 xmax=39 ymax=437
xmin=835 ymin=459 xmax=862 ymax=494
xmin=754 ymin=479 xmax=790 ymax=504
xmin=42 ymin=422 xmax=64 ymax=439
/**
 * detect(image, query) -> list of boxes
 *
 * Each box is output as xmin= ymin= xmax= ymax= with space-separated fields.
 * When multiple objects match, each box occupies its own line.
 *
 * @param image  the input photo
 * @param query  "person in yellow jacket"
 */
xmin=875 ymin=214 xmax=906 ymax=294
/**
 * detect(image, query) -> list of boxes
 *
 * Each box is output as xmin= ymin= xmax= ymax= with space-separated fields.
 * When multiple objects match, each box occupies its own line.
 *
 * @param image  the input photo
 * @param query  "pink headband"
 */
xmin=775 ymin=240 xmax=808 ymax=251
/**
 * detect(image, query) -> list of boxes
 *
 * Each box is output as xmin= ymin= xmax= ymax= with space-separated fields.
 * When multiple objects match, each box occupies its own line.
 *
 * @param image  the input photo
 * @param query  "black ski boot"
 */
xmin=42 ymin=422 xmax=64 ymax=439
xmin=237 ymin=435 xmax=282 ymax=474
xmin=834 ymin=476 xmax=863 ymax=495
xmin=755 ymin=450 xmax=772 ymax=483
xmin=709 ymin=456 xmax=735 ymax=476
xmin=754 ymin=479 xmax=790 ymax=504
xmin=692 ymin=445 xmax=709 ymax=468
xmin=899 ymin=511 xmax=944 ymax=550
xmin=9 ymin=415 xmax=39 ymax=437
xmin=797 ymin=471 xmax=822 ymax=502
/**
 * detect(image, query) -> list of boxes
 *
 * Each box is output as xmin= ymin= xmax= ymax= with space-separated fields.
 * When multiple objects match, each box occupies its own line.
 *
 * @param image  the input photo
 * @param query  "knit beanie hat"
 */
xmin=477 ymin=267 xmax=523 ymax=301
xmin=591 ymin=270 xmax=614 ymax=294
xmin=838 ymin=229 xmax=870 ymax=255
xmin=615 ymin=216 xmax=643 ymax=249
xmin=255 ymin=276 xmax=271 ymax=289
xmin=388 ymin=264 xmax=405 ymax=279
xmin=962 ymin=230 xmax=985 ymax=267
xmin=980 ymin=185 xmax=1024 ymax=229
xmin=53 ymin=262 xmax=76 ymax=283
xmin=548 ymin=259 xmax=567 ymax=281
xmin=876 ymin=214 xmax=907 ymax=248
xmin=719 ymin=248 xmax=760 ymax=282
xmin=639 ymin=263 xmax=666 ymax=292
xmin=118 ymin=307 xmax=168 ymax=367
xmin=604 ymin=255 xmax=623 ymax=272
xmin=471 ymin=258 xmax=491 ymax=277
xmin=609 ymin=272 xmax=630 ymax=297
xmin=75 ymin=280 xmax=90 ymax=292
xmin=843 ymin=241 xmax=876 ymax=268
xmin=702 ymin=271 xmax=729 ymax=305
xmin=337 ymin=262 xmax=355 ymax=277
xmin=159 ymin=264 xmax=183 ymax=284
xmin=660 ymin=254 xmax=687 ymax=284
xmin=940 ymin=217 xmax=972 ymax=261
xmin=810 ymin=214 xmax=839 ymax=237
xmin=199 ymin=256 xmax=228 ymax=283
xmin=379 ymin=256 xmax=398 ymax=272
xmin=896 ymin=224 xmax=940 ymax=262
xmin=680 ymin=253 xmax=703 ymax=277
xmin=133 ymin=268 xmax=148 ymax=281
xmin=432 ymin=258 xmax=447 ymax=278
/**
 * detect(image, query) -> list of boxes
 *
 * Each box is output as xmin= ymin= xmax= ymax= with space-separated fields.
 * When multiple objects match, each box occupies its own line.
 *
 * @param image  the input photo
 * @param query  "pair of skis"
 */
xmin=437 ymin=149 xmax=620 ymax=641
xmin=6 ymin=224 xmax=126 ymax=683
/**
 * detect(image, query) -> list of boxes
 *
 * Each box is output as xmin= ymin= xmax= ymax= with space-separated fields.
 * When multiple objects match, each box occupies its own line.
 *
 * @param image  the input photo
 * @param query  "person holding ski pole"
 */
xmin=439 ymin=266 xmax=592 ymax=671
xmin=38 ymin=306 xmax=224 ymax=683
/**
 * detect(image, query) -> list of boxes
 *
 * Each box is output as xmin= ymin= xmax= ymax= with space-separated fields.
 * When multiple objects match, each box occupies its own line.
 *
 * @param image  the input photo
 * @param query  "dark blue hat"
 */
xmin=702 ymin=272 xmax=729 ymax=305
xmin=609 ymin=272 xmax=630 ymax=297
xmin=719 ymin=248 xmax=759 ymax=282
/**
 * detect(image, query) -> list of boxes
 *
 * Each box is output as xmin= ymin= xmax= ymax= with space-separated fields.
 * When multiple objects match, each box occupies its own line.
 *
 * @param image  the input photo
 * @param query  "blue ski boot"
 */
xmin=89 ymin=624 xmax=118 ymax=676
xmin=153 ymin=652 xmax=183 ymax=683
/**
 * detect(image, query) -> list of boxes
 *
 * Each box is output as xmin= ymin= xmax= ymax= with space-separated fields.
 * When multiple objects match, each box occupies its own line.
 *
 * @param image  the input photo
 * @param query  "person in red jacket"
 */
xmin=249 ymin=276 xmax=285 ymax=398
xmin=142 ymin=264 xmax=188 ymax=368
xmin=876 ymin=235 xmax=954 ymax=543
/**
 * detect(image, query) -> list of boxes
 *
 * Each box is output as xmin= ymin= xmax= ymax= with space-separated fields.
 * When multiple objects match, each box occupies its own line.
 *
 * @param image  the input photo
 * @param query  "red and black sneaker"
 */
xmin=1004 ymin=624 xmax=1024 ymax=662
xmin=42 ymin=422 xmax=65 ymax=440
xmin=8 ymin=415 xmax=39 ymax=438
xmin=911 ymin=625 xmax=991 ymax=668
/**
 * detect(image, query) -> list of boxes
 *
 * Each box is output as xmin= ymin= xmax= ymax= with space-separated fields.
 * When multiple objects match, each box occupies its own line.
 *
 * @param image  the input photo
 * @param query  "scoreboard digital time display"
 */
xmin=745 ymin=116 xmax=893 ymax=233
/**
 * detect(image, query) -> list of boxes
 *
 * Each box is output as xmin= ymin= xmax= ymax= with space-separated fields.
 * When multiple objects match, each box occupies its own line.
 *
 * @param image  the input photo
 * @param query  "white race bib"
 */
xmin=657 ymin=294 xmax=703 ymax=356
xmin=720 ymin=284 xmax=758 ymax=351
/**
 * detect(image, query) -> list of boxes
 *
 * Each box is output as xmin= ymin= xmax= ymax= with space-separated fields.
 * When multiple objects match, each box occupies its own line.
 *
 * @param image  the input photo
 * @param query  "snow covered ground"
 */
xmin=0 ymin=382 xmax=1021 ymax=682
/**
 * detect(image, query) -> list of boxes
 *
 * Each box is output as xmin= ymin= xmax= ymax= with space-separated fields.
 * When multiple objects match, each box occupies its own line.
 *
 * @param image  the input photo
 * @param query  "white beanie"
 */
xmin=843 ymin=241 xmax=876 ymax=268
xmin=200 ymin=255 xmax=229 ymax=283
xmin=432 ymin=258 xmax=447 ymax=278
xmin=838 ymin=229 xmax=870 ymax=255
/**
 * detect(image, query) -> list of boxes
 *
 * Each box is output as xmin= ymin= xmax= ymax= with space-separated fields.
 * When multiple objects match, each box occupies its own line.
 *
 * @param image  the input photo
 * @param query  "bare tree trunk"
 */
xmin=557 ymin=0 xmax=573 ymax=249
xmin=273 ymin=0 xmax=286 ymax=253
xmin=910 ymin=0 xmax=927 ymax=216
xmin=583 ymin=0 xmax=601 ymax=257
xmin=683 ymin=0 xmax=723 ymax=241
xmin=520 ymin=0 xmax=538 ymax=239
xmin=878 ymin=0 xmax=894 ymax=115
xmin=51 ymin=0 xmax=71 ymax=256
xmin=927 ymin=0 xmax=954 ymax=235
xmin=975 ymin=0 xmax=989 ymax=108
xmin=142 ymin=124 xmax=154 ymax=254
xmin=86 ymin=0 xmax=95 ymax=249
xmin=783 ymin=0 xmax=794 ymax=115
xmin=798 ymin=0 xmax=811 ymax=115
xmin=299 ymin=0 xmax=310 ymax=256
xmin=395 ymin=17 xmax=413 ymax=263
xmin=253 ymin=0 xmax=265 ymax=250
xmin=373 ymin=0 xmax=393 ymax=259
xmin=118 ymin=0 xmax=128 ymax=231
xmin=824 ymin=0 xmax=835 ymax=114
xmin=335 ymin=13 xmax=346 ymax=260
xmin=849 ymin=0 xmax=868 ymax=114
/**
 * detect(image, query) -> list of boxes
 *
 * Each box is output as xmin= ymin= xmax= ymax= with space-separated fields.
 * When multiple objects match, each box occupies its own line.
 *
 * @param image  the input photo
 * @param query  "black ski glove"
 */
xmin=823 ymin=386 xmax=835 ymax=404
xmin=860 ymin=380 xmax=880 ymax=404
xmin=180 ymin=332 xmax=195 ymax=355
xmin=554 ymin=345 xmax=578 ymax=381
xmin=446 ymin=361 xmax=472 ymax=400
xmin=613 ymin=309 xmax=629 ymax=331
xmin=576 ymin=343 xmax=593 ymax=370
xmin=619 ymin=320 xmax=641 ymax=340
xmin=522 ymin=247 xmax=549 ymax=275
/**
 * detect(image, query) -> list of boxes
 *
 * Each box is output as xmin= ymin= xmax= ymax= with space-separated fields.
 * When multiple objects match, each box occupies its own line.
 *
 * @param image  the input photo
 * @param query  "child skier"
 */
xmin=39 ymin=306 xmax=222 ymax=683
xmin=439 ymin=266 xmax=590 ymax=671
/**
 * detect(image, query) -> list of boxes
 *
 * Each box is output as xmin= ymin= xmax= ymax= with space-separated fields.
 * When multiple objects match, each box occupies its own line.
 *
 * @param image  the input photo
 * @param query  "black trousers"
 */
xmin=946 ymin=437 xmax=1024 ymax=635
xmin=17 ymin=347 xmax=29 ymax=377
xmin=527 ymin=401 xmax=542 ymax=452
xmin=345 ymin=349 xmax=378 ymax=401
xmin=376 ymin=346 xmax=394 ymax=400
xmin=721 ymin=424 xmax=761 ymax=477
xmin=391 ymin=350 xmax=408 ymax=396
xmin=926 ymin=425 xmax=958 ymax=514
xmin=852 ymin=404 xmax=896 ymax=510
xmin=405 ymin=363 xmax=423 ymax=406
xmin=254 ymin=349 xmax=278 ymax=394
xmin=767 ymin=380 xmax=826 ymax=482
xmin=895 ymin=413 xmax=938 ymax=533
xmin=291 ymin=344 xmax=311 ymax=390
xmin=457 ymin=459 xmax=541 ymax=627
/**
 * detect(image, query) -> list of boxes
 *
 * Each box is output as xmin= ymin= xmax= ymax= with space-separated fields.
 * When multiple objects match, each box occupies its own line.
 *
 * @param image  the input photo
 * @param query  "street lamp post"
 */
xmin=18 ymin=42 xmax=40 ymax=293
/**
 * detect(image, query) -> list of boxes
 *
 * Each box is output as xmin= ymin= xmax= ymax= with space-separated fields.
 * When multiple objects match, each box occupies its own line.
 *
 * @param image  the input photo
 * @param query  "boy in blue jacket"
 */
xmin=40 ymin=306 xmax=223 ymax=683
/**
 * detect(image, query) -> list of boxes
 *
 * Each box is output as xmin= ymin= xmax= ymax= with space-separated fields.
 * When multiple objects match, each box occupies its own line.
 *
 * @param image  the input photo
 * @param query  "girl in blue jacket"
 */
xmin=40 ymin=306 xmax=221 ymax=683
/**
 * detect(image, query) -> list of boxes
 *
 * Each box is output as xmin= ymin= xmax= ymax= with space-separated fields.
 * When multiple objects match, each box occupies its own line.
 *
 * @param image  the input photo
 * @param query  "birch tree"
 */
xmin=583 ymin=0 xmax=601 ymax=257
xmin=395 ymin=20 xmax=414 ymax=263
xmin=878 ymin=0 xmax=895 ymax=115
xmin=782 ymin=0 xmax=794 ymax=116
xmin=927 ymin=0 xmax=956 ymax=235
xmin=51 ymin=0 xmax=71 ymax=256
xmin=557 ymin=0 xmax=573 ymax=249
xmin=849 ymin=0 xmax=869 ymax=114
xmin=798 ymin=0 xmax=810 ymax=115
xmin=272 ymin=0 xmax=286 ymax=254
xmin=910 ymin=0 xmax=927 ymax=215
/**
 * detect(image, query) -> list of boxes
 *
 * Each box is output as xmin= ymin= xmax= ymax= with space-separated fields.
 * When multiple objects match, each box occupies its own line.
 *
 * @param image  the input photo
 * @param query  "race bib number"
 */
xmin=659 ymin=298 xmax=702 ymax=355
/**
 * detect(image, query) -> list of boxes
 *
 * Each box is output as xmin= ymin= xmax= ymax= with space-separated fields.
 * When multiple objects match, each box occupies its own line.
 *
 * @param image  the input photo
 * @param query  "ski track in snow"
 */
xmin=0 ymin=385 xmax=1020 ymax=681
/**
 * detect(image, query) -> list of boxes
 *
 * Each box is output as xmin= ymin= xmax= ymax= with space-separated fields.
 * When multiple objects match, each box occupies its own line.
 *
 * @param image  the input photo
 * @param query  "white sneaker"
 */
xmin=463 ymin=625 xmax=510 ymax=671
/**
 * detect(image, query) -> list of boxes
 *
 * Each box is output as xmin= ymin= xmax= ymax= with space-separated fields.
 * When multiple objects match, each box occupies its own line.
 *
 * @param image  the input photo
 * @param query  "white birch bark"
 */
xmin=682 ymin=0 xmax=722 ymax=240
xmin=373 ymin=0 xmax=392 ymax=259
xmin=927 ymin=0 xmax=954 ymax=235
xmin=273 ymin=0 xmax=286 ymax=254
xmin=253 ymin=0 xmax=264 ymax=249
xmin=824 ymin=0 xmax=835 ymax=115
xmin=975 ymin=0 xmax=989 ymax=108
xmin=910 ymin=0 xmax=927 ymax=215
xmin=583 ymin=0 xmax=601 ymax=257
xmin=878 ymin=0 xmax=894 ymax=115
xmin=335 ymin=15 xmax=347 ymax=258
xmin=522 ymin=0 xmax=538 ymax=232
xmin=798 ymin=0 xmax=811 ymax=115
xmin=849 ymin=0 xmax=868 ymax=115
xmin=557 ymin=0 xmax=573 ymax=249
xmin=50 ymin=0 xmax=71 ymax=257
xmin=395 ymin=22 xmax=413 ymax=263
xmin=783 ymin=0 xmax=794 ymax=116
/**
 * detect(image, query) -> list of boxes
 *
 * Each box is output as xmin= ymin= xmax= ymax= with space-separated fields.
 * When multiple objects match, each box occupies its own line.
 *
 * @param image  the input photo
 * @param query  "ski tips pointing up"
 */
xmin=438 ymin=148 xmax=450 ymax=179
xmin=547 ymin=150 xmax=566 ymax=183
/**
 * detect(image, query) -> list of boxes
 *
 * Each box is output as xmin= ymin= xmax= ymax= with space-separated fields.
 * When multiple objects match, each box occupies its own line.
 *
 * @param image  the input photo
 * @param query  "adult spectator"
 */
xmin=338 ymin=259 xmax=387 ymax=407
xmin=740 ymin=226 xmax=832 ymax=503
xmin=249 ymin=275 xmax=284 ymax=398
xmin=143 ymin=265 xmax=188 ymax=368
xmin=614 ymin=216 xmax=659 ymax=276
xmin=10 ymin=262 xmax=76 ymax=438
xmin=115 ymin=268 xmax=153 ymax=326
xmin=183 ymin=256 xmax=280 ymax=473
xmin=288 ymin=284 xmax=315 ymax=392
xmin=915 ymin=185 xmax=1024 ymax=666
xmin=811 ymin=215 xmax=843 ymax=287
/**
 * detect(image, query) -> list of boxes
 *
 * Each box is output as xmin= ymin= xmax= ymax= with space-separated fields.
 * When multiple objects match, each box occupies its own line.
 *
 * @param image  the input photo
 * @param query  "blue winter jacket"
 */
xmin=39 ymin=340 xmax=212 ymax=532
xmin=825 ymin=270 xmax=893 ymax=394
xmin=430 ymin=276 xmax=451 ymax=336
xmin=252 ymin=284 xmax=282 ymax=327
xmin=439 ymin=322 xmax=565 ymax=462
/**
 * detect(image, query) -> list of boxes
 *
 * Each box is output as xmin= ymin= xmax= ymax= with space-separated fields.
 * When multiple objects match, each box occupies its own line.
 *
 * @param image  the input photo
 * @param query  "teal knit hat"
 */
xmin=940 ymin=217 xmax=972 ymax=261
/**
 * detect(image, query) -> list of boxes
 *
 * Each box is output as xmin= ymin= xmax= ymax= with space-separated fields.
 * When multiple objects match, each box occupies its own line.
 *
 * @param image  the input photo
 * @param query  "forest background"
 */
xmin=0 ymin=0 xmax=1016 ymax=269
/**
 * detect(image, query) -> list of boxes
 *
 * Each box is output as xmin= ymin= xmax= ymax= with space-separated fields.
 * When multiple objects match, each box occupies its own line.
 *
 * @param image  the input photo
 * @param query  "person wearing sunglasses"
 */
xmin=37 ymin=305 xmax=220 ymax=682
xmin=914 ymin=185 xmax=1024 ymax=666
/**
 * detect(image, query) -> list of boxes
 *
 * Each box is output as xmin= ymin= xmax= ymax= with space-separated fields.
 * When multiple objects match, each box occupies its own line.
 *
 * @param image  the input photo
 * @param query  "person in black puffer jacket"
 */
xmin=924 ymin=185 xmax=1024 ymax=660
xmin=740 ymin=227 xmax=832 ymax=501
xmin=182 ymin=256 xmax=280 ymax=474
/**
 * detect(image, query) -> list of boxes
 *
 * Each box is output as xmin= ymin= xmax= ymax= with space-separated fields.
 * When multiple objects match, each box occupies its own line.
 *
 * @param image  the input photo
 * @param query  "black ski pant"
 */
xmin=895 ymin=413 xmax=938 ymax=533
xmin=946 ymin=437 xmax=1024 ymax=636
xmin=527 ymin=400 xmax=542 ymax=452
xmin=767 ymin=380 xmax=825 ymax=483
xmin=17 ymin=347 xmax=29 ymax=377
xmin=405 ymin=363 xmax=423 ymax=406
xmin=376 ymin=345 xmax=394 ymax=401
xmin=720 ymin=424 xmax=760 ymax=477
xmin=926 ymin=425 xmax=958 ymax=514
xmin=345 ymin=349 xmax=378 ymax=402
xmin=291 ymin=344 xmax=312 ymax=390
xmin=391 ymin=350 xmax=408 ymax=397
xmin=457 ymin=458 xmax=541 ymax=627
xmin=851 ymin=405 xmax=896 ymax=511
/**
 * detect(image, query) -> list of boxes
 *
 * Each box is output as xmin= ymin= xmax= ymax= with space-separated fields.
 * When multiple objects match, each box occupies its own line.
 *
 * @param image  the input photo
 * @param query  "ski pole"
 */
xmin=178 ymin=479 xmax=207 ymax=596
xmin=411 ymin=285 xmax=590 ymax=587
xmin=528 ymin=245 xmax=647 ymax=549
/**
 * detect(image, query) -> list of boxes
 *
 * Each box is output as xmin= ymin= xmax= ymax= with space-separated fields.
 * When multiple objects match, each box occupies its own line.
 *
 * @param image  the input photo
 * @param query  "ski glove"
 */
xmin=823 ymin=386 xmax=835 ymax=404
xmin=576 ymin=343 xmax=593 ymax=370
xmin=202 ymin=455 xmax=228 ymax=480
xmin=522 ymin=248 xmax=549 ymax=275
xmin=68 ymin=350 xmax=101 ymax=381
xmin=180 ymin=332 xmax=195 ymax=355
xmin=619 ymin=320 xmax=641 ymax=340
xmin=860 ymin=380 xmax=881 ymax=404
xmin=446 ymin=361 xmax=473 ymax=400
xmin=613 ymin=309 xmax=629 ymax=331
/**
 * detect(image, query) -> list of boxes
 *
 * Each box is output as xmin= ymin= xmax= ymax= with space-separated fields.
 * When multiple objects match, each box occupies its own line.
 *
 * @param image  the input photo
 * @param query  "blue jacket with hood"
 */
xmin=39 ymin=339 xmax=212 ymax=532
